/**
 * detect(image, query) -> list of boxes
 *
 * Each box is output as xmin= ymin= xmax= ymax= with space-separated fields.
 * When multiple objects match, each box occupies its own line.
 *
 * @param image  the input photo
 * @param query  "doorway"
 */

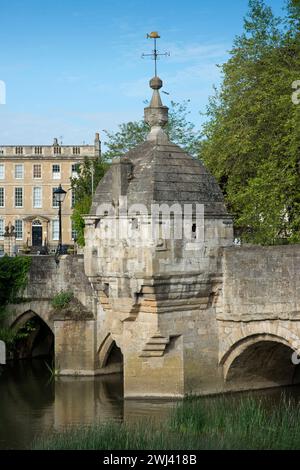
xmin=32 ymin=222 xmax=42 ymax=246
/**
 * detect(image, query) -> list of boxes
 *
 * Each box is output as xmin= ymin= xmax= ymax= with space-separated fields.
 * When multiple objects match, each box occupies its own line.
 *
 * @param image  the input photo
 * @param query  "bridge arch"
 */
xmin=98 ymin=333 xmax=123 ymax=374
xmin=8 ymin=305 xmax=54 ymax=359
xmin=8 ymin=300 xmax=54 ymax=333
xmin=221 ymin=333 xmax=300 ymax=389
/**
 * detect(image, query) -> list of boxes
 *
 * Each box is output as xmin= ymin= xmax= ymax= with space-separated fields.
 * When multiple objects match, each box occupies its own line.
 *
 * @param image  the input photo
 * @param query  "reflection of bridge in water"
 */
xmin=0 ymin=360 xmax=174 ymax=449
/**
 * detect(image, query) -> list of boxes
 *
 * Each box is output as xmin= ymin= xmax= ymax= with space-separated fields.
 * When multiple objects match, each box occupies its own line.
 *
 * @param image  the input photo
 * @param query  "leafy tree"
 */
xmin=200 ymin=0 xmax=300 ymax=244
xmin=71 ymin=158 xmax=109 ymax=246
xmin=286 ymin=0 xmax=300 ymax=35
xmin=103 ymin=100 xmax=201 ymax=159
xmin=72 ymin=100 xmax=201 ymax=245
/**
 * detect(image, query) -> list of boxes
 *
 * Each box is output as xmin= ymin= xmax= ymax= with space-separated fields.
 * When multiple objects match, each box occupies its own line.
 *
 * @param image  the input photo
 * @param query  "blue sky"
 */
xmin=0 ymin=0 xmax=286 ymax=146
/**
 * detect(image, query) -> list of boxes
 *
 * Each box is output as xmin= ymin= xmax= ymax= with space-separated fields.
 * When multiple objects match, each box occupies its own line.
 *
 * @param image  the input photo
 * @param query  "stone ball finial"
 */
xmin=149 ymin=76 xmax=163 ymax=90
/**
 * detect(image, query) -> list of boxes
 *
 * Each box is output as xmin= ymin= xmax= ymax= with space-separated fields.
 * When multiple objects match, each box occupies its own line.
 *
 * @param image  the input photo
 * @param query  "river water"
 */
xmin=0 ymin=360 xmax=175 ymax=449
xmin=2 ymin=359 xmax=300 ymax=449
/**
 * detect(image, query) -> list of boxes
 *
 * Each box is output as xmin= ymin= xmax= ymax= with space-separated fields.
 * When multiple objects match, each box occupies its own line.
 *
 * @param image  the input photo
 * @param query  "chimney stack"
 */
xmin=94 ymin=132 xmax=101 ymax=159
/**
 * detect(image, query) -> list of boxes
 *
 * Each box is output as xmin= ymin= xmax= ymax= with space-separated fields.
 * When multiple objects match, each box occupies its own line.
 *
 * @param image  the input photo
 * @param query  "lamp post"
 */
xmin=53 ymin=184 xmax=67 ymax=257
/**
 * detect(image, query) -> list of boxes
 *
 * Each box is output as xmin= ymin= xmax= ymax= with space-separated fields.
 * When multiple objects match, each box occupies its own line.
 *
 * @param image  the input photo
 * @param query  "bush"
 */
xmin=51 ymin=291 xmax=74 ymax=310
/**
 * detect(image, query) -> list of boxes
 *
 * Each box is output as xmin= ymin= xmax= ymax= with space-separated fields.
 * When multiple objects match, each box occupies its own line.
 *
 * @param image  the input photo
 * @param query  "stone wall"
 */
xmin=7 ymin=255 xmax=97 ymax=375
xmin=219 ymin=245 xmax=300 ymax=322
xmin=217 ymin=245 xmax=300 ymax=392
xmin=24 ymin=255 xmax=95 ymax=313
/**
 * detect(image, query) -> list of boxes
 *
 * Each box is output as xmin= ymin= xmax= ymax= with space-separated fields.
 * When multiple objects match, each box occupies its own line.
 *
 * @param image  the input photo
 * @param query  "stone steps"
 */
xmin=140 ymin=333 xmax=169 ymax=357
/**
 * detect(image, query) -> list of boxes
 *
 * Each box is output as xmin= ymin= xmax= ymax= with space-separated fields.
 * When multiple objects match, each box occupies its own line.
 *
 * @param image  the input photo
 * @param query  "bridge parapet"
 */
xmin=22 ymin=255 xmax=95 ymax=314
xmin=218 ymin=245 xmax=300 ymax=322
xmin=216 ymin=245 xmax=300 ymax=391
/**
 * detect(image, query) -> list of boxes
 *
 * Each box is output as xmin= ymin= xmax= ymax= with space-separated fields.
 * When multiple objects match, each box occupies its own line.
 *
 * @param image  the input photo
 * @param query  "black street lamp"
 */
xmin=53 ymin=184 xmax=67 ymax=258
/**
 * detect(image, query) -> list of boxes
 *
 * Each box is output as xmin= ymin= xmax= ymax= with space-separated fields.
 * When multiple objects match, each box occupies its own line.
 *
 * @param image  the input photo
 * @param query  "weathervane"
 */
xmin=142 ymin=32 xmax=170 ymax=77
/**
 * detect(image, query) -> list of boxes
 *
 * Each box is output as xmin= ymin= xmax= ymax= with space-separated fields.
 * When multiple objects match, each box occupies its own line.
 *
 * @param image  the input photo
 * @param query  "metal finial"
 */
xmin=142 ymin=32 xmax=170 ymax=77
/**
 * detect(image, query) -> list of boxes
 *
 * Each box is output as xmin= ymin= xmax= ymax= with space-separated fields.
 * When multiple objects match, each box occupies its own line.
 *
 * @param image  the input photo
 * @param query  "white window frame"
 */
xmin=15 ymin=219 xmax=23 ymax=240
xmin=52 ymin=219 xmax=59 ymax=241
xmin=0 ymin=187 xmax=4 ymax=208
xmin=33 ymin=187 xmax=42 ymax=209
xmin=52 ymin=164 xmax=61 ymax=180
xmin=15 ymin=187 xmax=23 ymax=208
xmin=71 ymin=190 xmax=76 ymax=208
xmin=0 ymin=164 xmax=5 ymax=180
xmin=71 ymin=163 xmax=80 ymax=178
xmin=15 ymin=164 xmax=24 ymax=180
xmin=33 ymin=163 xmax=42 ymax=179
xmin=52 ymin=187 xmax=59 ymax=208
xmin=71 ymin=219 xmax=77 ymax=241
xmin=0 ymin=218 xmax=4 ymax=239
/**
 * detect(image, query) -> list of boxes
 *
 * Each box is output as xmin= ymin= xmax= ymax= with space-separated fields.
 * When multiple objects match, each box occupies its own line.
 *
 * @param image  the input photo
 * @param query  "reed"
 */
xmin=33 ymin=394 xmax=300 ymax=450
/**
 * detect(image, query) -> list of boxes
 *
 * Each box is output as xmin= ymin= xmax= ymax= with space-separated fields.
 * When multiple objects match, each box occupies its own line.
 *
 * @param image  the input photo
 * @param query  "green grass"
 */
xmin=33 ymin=394 xmax=300 ymax=450
xmin=51 ymin=291 xmax=74 ymax=310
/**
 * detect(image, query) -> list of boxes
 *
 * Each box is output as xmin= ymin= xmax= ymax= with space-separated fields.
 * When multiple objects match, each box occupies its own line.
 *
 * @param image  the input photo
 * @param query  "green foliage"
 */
xmin=71 ymin=157 xmax=110 ymax=206
xmin=0 ymin=256 xmax=32 ymax=347
xmin=0 ymin=327 xmax=25 ymax=347
xmin=71 ymin=157 xmax=109 ymax=246
xmin=34 ymin=395 xmax=300 ymax=450
xmin=71 ymin=194 xmax=94 ymax=246
xmin=0 ymin=256 xmax=32 ymax=307
xmin=103 ymin=120 xmax=148 ymax=161
xmin=0 ymin=317 xmax=36 ymax=352
xmin=200 ymin=0 xmax=300 ymax=244
xmin=51 ymin=291 xmax=74 ymax=310
xmin=44 ymin=359 xmax=60 ymax=377
xmin=103 ymin=100 xmax=201 ymax=160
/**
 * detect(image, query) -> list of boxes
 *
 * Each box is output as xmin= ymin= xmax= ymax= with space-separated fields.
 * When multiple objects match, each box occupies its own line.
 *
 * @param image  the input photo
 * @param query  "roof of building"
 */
xmin=90 ymin=76 xmax=228 ymax=218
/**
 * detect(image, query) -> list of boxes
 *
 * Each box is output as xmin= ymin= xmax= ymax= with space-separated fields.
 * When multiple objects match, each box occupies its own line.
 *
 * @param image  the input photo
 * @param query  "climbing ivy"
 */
xmin=0 ymin=255 xmax=32 ymax=307
xmin=0 ymin=256 xmax=32 ymax=348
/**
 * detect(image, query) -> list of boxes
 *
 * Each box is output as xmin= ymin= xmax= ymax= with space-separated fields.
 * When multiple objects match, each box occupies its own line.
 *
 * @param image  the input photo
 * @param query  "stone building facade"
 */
xmin=0 ymin=134 xmax=101 ymax=253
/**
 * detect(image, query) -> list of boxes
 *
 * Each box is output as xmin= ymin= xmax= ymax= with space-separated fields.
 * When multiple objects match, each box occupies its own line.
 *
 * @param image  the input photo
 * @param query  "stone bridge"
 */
xmin=216 ymin=245 xmax=300 ymax=392
xmin=6 ymin=244 xmax=300 ymax=397
xmin=6 ymin=255 xmax=122 ymax=376
xmin=6 ymin=73 xmax=300 ymax=397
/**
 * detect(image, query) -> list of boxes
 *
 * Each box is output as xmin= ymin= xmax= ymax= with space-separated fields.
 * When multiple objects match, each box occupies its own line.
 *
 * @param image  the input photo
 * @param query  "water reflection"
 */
xmin=54 ymin=375 xmax=123 ymax=429
xmin=2 ymin=360 xmax=300 ymax=449
xmin=0 ymin=360 xmax=173 ymax=449
xmin=0 ymin=360 xmax=55 ymax=449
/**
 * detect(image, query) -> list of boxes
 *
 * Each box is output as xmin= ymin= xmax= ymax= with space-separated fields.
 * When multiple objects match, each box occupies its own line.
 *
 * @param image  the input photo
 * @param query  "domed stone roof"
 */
xmin=90 ymin=77 xmax=228 ymax=218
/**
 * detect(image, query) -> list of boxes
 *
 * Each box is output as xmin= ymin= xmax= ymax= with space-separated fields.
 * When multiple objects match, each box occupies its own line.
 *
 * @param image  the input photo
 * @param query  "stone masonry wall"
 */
xmin=24 ymin=255 xmax=95 ymax=314
xmin=217 ymin=245 xmax=300 ymax=391
xmin=219 ymin=245 xmax=300 ymax=322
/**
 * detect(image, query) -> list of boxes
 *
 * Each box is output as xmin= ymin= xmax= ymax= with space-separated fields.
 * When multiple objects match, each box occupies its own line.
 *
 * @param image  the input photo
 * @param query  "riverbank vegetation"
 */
xmin=34 ymin=394 xmax=300 ymax=450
